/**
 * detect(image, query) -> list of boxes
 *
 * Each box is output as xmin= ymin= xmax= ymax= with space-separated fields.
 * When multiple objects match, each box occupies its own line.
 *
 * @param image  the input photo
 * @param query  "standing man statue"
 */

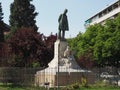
xmin=58 ymin=9 xmax=69 ymax=40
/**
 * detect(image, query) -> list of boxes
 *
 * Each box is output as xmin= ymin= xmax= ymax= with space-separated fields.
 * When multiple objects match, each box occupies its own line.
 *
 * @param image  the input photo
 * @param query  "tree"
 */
xmin=0 ymin=3 xmax=3 ymax=21
xmin=9 ymin=0 xmax=38 ymax=34
xmin=0 ymin=43 xmax=11 ymax=66
xmin=77 ymin=51 xmax=94 ymax=69
xmin=0 ymin=2 xmax=3 ymax=21
xmin=0 ymin=2 xmax=4 ymax=42
xmin=7 ymin=28 xmax=51 ymax=67
xmin=44 ymin=34 xmax=57 ymax=63
xmin=68 ymin=14 xmax=120 ymax=68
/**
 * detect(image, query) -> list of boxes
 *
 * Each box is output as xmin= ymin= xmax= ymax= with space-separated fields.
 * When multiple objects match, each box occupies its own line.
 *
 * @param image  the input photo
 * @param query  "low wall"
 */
xmin=0 ymin=67 xmax=42 ymax=86
xmin=35 ymin=71 xmax=96 ymax=87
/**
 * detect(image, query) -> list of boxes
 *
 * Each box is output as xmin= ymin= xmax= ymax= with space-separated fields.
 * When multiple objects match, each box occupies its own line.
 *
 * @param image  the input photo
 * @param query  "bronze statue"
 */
xmin=58 ymin=9 xmax=69 ymax=40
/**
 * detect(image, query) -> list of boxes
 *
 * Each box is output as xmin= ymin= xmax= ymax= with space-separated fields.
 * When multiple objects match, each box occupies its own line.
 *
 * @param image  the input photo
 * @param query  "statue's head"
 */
xmin=64 ymin=9 xmax=68 ymax=14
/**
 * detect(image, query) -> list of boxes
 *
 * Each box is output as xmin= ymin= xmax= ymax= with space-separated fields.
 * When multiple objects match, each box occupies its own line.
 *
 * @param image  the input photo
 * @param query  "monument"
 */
xmin=58 ymin=9 xmax=69 ymax=40
xmin=35 ymin=9 xmax=94 ymax=87
xmin=48 ymin=9 xmax=79 ymax=69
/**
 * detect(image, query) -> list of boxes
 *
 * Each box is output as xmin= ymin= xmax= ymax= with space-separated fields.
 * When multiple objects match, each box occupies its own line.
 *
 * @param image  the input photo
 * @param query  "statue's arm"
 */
xmin=58 ymin=14 xmax=62 ymax=22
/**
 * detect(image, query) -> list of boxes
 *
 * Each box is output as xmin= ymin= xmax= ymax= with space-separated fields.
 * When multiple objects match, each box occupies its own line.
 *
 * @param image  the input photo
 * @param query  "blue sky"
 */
xmin=1 ymin=0 xmax=115 ymax=38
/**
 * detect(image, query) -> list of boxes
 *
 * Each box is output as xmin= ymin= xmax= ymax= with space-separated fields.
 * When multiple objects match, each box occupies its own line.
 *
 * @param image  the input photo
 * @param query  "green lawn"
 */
xmin=0 ymin=86 xmax=42 ymax=90
xmin=0 ymin=85 xmax=119 ymax=90
xmin=80 ymin=87 xmax=120 ymax=90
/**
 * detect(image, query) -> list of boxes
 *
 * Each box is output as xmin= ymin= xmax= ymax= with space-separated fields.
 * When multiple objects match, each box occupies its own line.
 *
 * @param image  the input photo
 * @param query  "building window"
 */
xmin=99 ymin=13 xmax=102 ymax=18
xmin=113 ymin=2 xmax=119 ymax=9
xmin=108 ymin=6 xmax=112 ymax=12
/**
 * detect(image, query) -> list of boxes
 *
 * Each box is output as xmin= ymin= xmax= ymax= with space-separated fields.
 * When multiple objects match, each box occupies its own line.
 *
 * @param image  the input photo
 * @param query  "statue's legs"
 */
xmin=62 ymin=30 xmax=65 ymax=40
xmin=58 ymin=30 xmax=61 ymax=39
xmin=58 ymin=30 xmax=65 ymax=40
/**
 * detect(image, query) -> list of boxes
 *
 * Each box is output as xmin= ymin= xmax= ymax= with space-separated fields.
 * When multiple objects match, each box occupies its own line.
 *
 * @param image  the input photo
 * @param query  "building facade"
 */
xmin=85 ymin=0 xmax=120 ymax=28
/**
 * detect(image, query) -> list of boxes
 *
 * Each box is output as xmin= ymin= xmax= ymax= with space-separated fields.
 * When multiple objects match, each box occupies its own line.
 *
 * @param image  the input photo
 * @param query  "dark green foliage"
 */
xmin=9 ymin=0 xmax=38 ymax=34
xmin=0 ymin=2 xmax=3 ymax=21
xmin=0 ymin=2 xmax=6 ymax=65
xmin=0 ymin=2 xmax=4 ymax=43
xmin=0 ymin=22 xmax=4 ymax=43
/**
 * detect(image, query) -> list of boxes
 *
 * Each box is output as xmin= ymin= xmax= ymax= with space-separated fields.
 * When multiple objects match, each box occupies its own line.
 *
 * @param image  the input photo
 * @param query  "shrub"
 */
xmin=81 ymin=75 xmax=88 ymax=87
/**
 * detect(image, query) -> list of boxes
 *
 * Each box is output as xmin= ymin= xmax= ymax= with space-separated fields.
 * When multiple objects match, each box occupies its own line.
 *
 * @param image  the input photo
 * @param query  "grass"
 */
xmin=0 ymin=85 xmax=119 ymax=90
xmin=80 ymin=86 xmax=120 ymax=90
xmin=0 ymin=85 xmax=44 ymax=90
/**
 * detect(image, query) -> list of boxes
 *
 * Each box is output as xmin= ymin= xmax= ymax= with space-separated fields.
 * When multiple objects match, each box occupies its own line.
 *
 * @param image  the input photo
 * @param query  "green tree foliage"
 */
xmin=68 ymin=14 xmax=120 ymax=68
xmin=9 ymin=0 xmax=38 ymax=34
xmin=68 ymin=32 xmax=84 ymax=57
xmin=0 ymin=2 xmax=4 ymax=42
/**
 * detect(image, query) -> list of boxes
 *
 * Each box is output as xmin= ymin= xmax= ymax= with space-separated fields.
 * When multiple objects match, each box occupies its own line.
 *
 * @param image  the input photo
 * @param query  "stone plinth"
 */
xmin=35 ymin=40 xmax=95 ymax=87
xmin=35 ymin=68 xmax=95 ymax=87
xmin=48 ymin=40 xmax=68 ymax=68
xmin=48 ymin=39 xmax=80 ymax=69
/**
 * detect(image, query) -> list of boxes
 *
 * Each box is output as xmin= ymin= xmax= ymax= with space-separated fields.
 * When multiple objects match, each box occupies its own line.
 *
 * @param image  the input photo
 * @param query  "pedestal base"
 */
xmin=35 ymin=40 xmax=96 ymax=87
xmin=35 ymin=67 xmax=95 ymax=87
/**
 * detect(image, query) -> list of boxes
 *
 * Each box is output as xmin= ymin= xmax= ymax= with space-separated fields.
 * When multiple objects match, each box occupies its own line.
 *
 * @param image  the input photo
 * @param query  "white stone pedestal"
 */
xmin=49 ymin=39 xmax=80 ymax=69
xmin=48 ymin=40 xmax=68 ymax=68
xmin=35 ymin=40 xmax=94 ymax=87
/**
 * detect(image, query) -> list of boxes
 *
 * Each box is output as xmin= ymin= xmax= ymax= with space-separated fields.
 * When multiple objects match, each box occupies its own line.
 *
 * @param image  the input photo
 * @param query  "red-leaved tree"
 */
xmin=44 ymin=34 xmax=57 ymax=63
xmin=7 ymin=28 xmax=55 ymax=67
xmin=0 ymin=43 xmax=11 ymax=66
xmin=77 ymin=51 xmax=95 ymax=69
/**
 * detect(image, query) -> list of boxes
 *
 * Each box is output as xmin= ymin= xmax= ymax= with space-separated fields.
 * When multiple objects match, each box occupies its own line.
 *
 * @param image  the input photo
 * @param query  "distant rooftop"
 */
xmin=85 ymin=0 xmax=120 ymax=22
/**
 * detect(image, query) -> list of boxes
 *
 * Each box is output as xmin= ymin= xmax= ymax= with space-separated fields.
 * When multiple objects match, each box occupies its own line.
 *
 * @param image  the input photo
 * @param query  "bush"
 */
xmin=81 ymin=75 xmax=88 ymax=87
xmin=61 ymin=82 xmax=80 ymax=90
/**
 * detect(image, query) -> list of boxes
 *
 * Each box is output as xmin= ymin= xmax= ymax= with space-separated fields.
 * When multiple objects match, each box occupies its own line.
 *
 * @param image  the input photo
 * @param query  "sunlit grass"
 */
xmin=0 ymin=85 xmax=119 ymax=90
